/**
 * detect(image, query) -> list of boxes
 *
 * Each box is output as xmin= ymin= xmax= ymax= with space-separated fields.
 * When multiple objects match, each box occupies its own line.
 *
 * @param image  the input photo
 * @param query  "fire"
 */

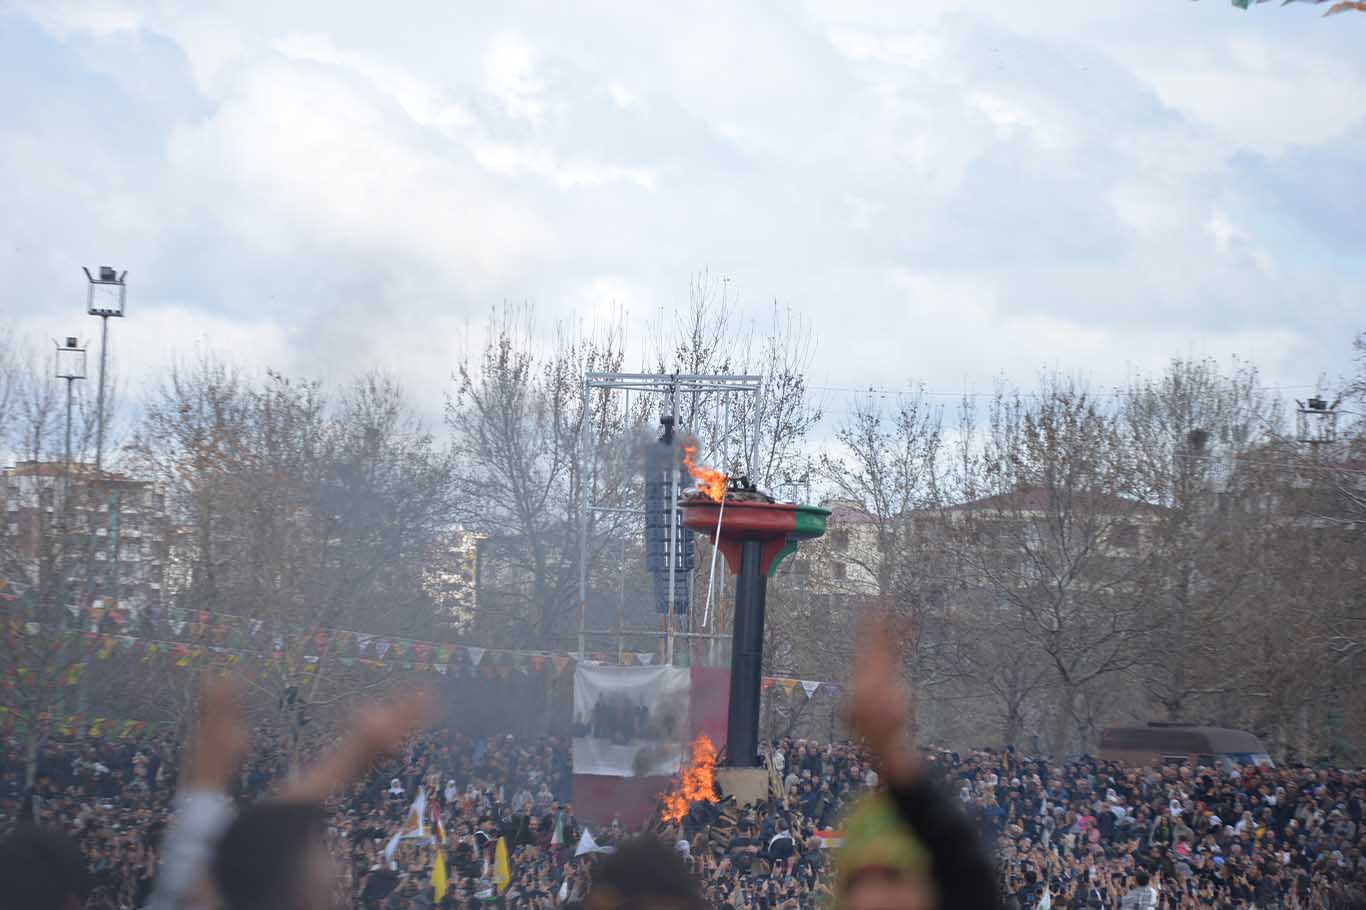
xmin=682 ymin=444 xmax=728 ymax=502
xmin=660 ymin=735 xmax=719 ymax=823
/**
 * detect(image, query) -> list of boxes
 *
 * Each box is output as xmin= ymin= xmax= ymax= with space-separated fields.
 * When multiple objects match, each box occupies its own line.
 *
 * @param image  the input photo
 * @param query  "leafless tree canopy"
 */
xmin=3 ymin=311 xmax=1366 ymax=765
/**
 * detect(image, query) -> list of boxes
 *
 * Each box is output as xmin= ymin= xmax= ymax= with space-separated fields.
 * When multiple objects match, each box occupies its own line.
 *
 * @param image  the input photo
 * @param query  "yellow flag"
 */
xmin=432 ymin=845 xmax=448 ymax=901
xmin=493 ymin=836 xmax=511 ymax=894
xmin=432 ymin=813 xmax=448 ymax=900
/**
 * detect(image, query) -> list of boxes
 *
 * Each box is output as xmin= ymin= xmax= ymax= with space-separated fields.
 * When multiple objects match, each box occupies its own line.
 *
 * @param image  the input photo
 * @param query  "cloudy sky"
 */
xmin=4 ymin=1 xmax=1363 ymax=425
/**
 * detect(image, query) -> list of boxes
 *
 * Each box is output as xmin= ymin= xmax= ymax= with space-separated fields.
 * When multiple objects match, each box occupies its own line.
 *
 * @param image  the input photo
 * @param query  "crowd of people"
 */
xmin=0 ymin=722 xmax=877 ymax=909
xmin=1 ymin=623 xmax=1363 ymax=910
xmin=5 ymin=718 xmax=1366 ymax=909
xmin=948 ymin=750 xmax=1366 ymax=910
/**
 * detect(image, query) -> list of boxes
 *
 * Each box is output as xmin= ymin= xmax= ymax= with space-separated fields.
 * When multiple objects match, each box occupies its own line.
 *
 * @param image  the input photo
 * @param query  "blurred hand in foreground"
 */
xmin=283 ymin=689 xmax=436 ymax=803
xmin=186 ymin=676 xmax=251 ymax=791
xmin=847 ymin=615 xmax=919 ymax=786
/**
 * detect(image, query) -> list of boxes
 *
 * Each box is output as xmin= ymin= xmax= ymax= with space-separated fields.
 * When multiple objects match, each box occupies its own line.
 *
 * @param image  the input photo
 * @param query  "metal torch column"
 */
xmin=725 ymin=538 xmax=767 ymax=767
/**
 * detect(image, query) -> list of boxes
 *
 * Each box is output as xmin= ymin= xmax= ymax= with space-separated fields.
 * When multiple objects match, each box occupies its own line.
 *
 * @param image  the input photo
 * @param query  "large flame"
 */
xmin=682 ymin=444 xmax=727 ymax=502
xmin=660 ymin=735 xmax=719 ymax=823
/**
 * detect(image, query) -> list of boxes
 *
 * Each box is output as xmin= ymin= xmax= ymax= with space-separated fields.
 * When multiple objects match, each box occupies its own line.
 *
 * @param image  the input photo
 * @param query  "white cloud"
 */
xmin=1125 ymin=36 xmax=1366 ymax=156
xmin=3 ymin=0 xmax=1361 ymax=428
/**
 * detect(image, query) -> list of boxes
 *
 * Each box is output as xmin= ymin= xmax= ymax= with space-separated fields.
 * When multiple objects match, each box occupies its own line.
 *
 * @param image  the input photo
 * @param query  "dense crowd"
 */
xmin=0 ymin=728 xmax=876 ymax=909
xmin=5 ymin=723 xmax=1366 ymax=909
xmin=942 ymin=750 xmax=1366 ymax=910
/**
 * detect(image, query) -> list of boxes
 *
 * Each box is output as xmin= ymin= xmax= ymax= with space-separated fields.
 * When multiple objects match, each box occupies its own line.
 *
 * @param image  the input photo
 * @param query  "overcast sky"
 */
xmin=4 ymin=1 xmax=1363 ymax=427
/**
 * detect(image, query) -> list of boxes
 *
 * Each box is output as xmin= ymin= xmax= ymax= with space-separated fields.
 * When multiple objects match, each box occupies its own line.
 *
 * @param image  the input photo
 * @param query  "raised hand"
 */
xmin=282 ymin=689 xmax=436 ymax=803
xmin=186 ymin=676 xmax=250 ymax=791
xmin=846 ymin=614 xmax=919 ymax=786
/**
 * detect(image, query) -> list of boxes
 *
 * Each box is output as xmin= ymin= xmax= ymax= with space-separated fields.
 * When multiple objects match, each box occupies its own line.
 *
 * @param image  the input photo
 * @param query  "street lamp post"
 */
xmin=53 ymin=337 xmax=87 ymax=493
xmin=1297 ymin=395 xmax=1341 ymax=447
xmin=84 ymin=266 xmax=127 ymax=473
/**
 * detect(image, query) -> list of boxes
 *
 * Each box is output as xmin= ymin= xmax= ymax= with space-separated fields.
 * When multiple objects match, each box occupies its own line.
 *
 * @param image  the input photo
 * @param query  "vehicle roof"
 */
xmin=1100 ymin=726 xmax=1267 ymax=754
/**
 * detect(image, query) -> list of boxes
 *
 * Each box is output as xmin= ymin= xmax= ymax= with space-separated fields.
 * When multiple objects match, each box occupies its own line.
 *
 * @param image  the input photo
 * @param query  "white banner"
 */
xmin=572 ymin=663 xmax=690 ymax=777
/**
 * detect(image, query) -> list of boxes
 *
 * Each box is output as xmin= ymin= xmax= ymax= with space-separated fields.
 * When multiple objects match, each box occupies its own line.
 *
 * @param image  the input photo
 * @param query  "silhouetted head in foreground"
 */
xmin=0 ymin=828 xmax=92 ymax=910
xmin=586 ymin=836 xmax=706 ymax=910
xmin=837 ymin=794 xmax=933 ymax=910
xmin=213 ymin=802 xmax=334 ymax=910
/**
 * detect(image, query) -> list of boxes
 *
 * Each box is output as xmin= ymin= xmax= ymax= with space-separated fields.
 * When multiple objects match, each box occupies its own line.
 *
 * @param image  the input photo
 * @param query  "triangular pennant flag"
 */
xmin=779 ymin=678 xmax=798 ymax=696
xmin=801 ymin=680 xmax=820 ymax=698
xmin=552 ymin=656 xmax=571 ymax=674
xmin=466 ymin=647 xmax=485 ymax=667
xmin=761 ymin=677 xmax=776 ymax=692
xmin=170 ymin=620 xmax=186 ymax=635
xmin=376 ymin=640 xmax=392 ymax=658
xmin=574 ymin=829 xmax=614 ymax=857
xmin=435 ymin=663 xmax=448 ymax=675
xmin=637 ymin=652 xmax=654 ymax=665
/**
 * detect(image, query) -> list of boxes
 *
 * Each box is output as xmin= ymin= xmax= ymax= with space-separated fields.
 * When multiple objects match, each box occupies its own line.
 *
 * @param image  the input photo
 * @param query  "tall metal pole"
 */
xmin=577 ymin=381 xmax=591 ymax=659
xmin=63 ymin=378 xmax=75 ymax=492
xmin=95 ymin=315 xmax=109 ymax=473
xmin=666 ymin=378 xmax=679 ymax=665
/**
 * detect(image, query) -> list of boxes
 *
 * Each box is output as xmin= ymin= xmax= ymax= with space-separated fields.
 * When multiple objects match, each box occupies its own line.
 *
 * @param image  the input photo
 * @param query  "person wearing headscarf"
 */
xmin=836 ymin=793 xmax=934 ymax=910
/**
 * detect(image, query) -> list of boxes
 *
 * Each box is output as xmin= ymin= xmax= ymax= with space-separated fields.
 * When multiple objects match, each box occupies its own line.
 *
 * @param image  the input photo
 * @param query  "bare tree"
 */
xmin=648 ymin=275 xmax=822 ymax=489
xmin=1121 ymin=357 xmax=1284 ymax=722
xmin=447 ymin=306 xmax=633 ymax=649
xmin=0 ymin=324 xmax=21 ymax=450
xmin=945 ymin=376 xmax=1163 ymax=755
xmin=0 ymin=344 xmax=100 ymax=781
xmin=129 ymin=357 xmax=457 ymax=769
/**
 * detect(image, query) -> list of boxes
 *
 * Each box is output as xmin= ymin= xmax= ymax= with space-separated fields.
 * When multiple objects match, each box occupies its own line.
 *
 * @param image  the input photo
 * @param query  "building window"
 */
xmin=830 ymin=529 xmax=850 ymax=551
xmin=831 ymin=562 xmax=847 ymax=580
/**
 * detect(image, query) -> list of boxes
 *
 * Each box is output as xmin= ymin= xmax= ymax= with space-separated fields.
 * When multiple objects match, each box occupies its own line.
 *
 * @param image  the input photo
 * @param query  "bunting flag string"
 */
xmin=762 ymin=675 xmax=839 ymax=698
xmin=8 ymin=627 xmax=580 ymax=682
xmin=10 ymin=602 xmax=843 ymax=688
xmin=0 ymin=705 xmax=161 ymax=740
xmin=4 ymin=605 xmax=577 ymax=678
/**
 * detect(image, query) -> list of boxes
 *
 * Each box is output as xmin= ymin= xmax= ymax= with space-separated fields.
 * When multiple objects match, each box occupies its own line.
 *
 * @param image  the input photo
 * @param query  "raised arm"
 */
xmin=848 ymin=616 xmax=1003 ymax=910
xmin=146 ymin=677 xmax=250 ymax=910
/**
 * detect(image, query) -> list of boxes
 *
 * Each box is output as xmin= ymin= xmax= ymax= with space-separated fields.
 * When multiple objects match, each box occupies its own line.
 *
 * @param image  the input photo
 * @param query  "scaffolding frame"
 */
xmin=576 ymin=372 xmax=762 ymax=666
